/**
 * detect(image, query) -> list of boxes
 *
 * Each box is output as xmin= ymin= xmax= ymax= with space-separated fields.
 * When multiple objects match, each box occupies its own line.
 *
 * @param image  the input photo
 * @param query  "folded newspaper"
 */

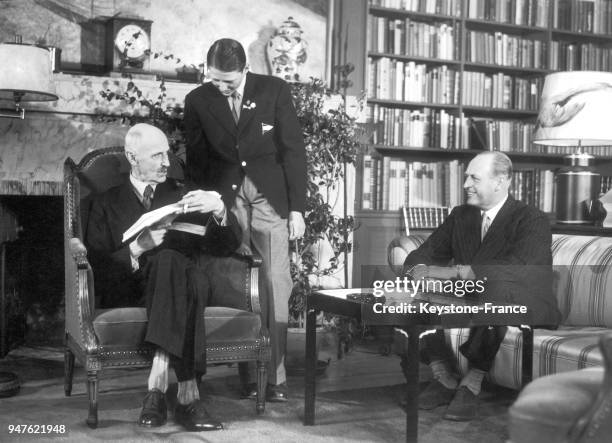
xmin=122 ymin=203 xmax=184 ymax=243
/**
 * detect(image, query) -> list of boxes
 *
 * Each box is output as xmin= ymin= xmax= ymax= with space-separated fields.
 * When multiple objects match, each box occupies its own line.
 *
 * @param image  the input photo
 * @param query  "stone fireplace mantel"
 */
xmin=0 ymin=72 xmax=197 ymax=196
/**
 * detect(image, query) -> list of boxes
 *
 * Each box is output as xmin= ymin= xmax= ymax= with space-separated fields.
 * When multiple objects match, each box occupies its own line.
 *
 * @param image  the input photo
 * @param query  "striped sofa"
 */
xmin=387 ymin=233 xmax=612 ymax=390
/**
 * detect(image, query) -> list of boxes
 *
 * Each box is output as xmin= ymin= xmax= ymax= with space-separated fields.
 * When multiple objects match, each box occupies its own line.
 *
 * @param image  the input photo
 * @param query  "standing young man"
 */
xmin=184 ymin=38 xmax=307 ymax=401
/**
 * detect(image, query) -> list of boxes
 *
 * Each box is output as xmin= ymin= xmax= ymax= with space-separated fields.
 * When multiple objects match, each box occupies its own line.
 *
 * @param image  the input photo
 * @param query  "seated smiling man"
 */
xmin=85 ymin=123 xmax=240 ymax=431
xmin=403 ymin=151 xmax=561 ymax=421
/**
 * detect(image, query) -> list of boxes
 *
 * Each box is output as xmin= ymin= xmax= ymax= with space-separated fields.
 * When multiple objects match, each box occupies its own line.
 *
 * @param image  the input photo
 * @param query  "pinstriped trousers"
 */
xmin=231 ymin=176 xmax=292 ymax=385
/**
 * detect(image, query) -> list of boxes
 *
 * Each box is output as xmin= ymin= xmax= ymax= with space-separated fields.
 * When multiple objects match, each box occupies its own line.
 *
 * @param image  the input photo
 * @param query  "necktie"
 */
xmin=481 ymin=213 xmax=491 ymax=241
xmin=231 ymin=91 xmax=241 ymax=123
xmin=143 ymin=185 xmax=153 ymax=211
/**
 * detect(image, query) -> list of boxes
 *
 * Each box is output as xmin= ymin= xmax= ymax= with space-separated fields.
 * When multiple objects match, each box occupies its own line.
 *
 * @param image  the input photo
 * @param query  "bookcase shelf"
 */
xmin=464 ymin=18 xmax=548 ymax=34
xmin=373 ymin=146 xmax=574 ymax=164
xmin=369 ymin=51 xmax=461 ymax=66
xmin=463 ymin=62 xmax=549 ymax=75
xmin=337 ymin=0 xmax=612 ymax=286
xmin=461 ymin=106 xmax=539 ymax=117
xmin=369 ymin=4 xmax=457 ymax=22
xmin=367 ymin=98 xmax=459 ymax=110
xmin=551 ymin=29 xmax=612 ymax=43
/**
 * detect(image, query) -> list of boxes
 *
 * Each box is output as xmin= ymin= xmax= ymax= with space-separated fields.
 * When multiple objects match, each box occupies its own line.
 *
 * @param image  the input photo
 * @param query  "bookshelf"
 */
xmin=333 ymin=0 xmax=612 ymax=286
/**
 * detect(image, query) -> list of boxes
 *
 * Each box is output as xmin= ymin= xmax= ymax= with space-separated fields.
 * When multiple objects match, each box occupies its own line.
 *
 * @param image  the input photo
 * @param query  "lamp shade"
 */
xmin=533 ymin=71 xmax=612 ymax=146
xmin=0 ymin=43 xmax=58 ymax=102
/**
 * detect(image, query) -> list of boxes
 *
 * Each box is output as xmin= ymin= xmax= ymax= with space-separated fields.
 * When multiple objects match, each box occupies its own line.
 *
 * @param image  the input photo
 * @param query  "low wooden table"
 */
xmin=304 ymin=288 xmax=533 ymax=443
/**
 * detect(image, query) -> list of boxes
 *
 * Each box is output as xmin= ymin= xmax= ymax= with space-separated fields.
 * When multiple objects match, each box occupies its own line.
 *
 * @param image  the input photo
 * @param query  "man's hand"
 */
xmin=130 ymin=227 xmax=167 ymax=259
xmin=288 ymin=211 xmax=305 ymax=240
xmin=179 ymin=190 xmax=225 ymax=217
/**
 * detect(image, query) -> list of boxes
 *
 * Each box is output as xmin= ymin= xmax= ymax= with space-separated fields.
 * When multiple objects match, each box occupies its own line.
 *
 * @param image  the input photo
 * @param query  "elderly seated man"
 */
xmin=403 ymin=151 xmax=561 ymax=421
xmin=85 ymin=123 xmax=240 ymax=431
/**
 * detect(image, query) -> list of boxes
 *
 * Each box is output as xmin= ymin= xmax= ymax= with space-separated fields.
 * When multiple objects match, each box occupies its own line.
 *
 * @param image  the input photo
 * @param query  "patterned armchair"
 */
xmin=63 ymin=147 xmax=271 ymax=428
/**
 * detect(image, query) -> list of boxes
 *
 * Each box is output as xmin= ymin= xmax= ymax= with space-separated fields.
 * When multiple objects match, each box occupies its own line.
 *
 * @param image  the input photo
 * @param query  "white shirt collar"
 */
xmin=129 ymin=174 xmax=157 ymax=200
xmin=481 ymin=194 xmax=508 ymax=223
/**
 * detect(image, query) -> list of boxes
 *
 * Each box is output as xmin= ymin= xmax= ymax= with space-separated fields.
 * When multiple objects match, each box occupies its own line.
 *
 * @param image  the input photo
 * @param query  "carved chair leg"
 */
xmin=256 ymin=360 xmax=266 ymax=415
xmin=86 ymin=370 xmax=99 ymax=429
xmin=64 ymin=348 xmax=75 ymax=397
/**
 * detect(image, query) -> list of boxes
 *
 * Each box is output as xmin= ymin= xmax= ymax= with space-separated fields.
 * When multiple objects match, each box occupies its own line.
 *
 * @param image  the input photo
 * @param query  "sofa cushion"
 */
xmin=551 ymin=234 xmax=612 ymax=327
xmin=388 ymin=233 xmax=612 ymax=327
xmin=93 ymin=306 xmax=262 ymax=347
xmin=448 ymin=326 xmax=608 ymax=389
xmin=508 ymin=367 xmax=603 ymax=443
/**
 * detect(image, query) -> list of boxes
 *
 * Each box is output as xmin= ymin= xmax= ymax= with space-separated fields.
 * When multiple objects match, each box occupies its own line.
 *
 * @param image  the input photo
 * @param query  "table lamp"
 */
xmin=0 ymin=41 xmax=58 ymax=119
xmin=533 ymin=71 xmax=612 ymax=225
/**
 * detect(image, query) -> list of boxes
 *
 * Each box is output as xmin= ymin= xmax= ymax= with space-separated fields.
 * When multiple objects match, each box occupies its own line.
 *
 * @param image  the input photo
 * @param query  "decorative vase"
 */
xmin=267 ymin=16 xmax=308 ymax=82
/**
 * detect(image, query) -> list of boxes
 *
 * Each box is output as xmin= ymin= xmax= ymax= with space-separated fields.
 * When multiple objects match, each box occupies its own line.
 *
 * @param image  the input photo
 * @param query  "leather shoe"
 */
xmin=443 ymin=386 xmax=478 ymax=421
xmin=418 ymin=380 xmax=456 ymax=410
xmin=174 ymin=400 xmax=223 ymax=431
xmin=266 ymin=383 xmax=288 ymax=402
xmin=138 ymin=389 xmax=167 ymax=427
xmin=240 ymin=382 xmax=257 ymax=400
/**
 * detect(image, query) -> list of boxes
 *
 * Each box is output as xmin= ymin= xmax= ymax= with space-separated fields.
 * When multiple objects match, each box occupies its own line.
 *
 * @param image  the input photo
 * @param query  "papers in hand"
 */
xmin=122 ymin=203 xmax=183 ymax=243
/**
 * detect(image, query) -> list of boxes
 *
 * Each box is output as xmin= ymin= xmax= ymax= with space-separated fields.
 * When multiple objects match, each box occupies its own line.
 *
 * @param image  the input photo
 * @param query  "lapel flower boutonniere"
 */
xmin=243 ymin=100 xmax=257 ymax=110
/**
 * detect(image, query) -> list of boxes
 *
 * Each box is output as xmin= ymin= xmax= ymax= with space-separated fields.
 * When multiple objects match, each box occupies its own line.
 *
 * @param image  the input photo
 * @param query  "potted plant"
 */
xmin=285 ymin=76 xmax=362 ymax=373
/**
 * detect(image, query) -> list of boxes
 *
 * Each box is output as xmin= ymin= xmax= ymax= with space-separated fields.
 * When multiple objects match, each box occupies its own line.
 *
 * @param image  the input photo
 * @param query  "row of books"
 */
xmin=371 ymin=0 xmax=612 ymax=35
xmin=530 ymin=145 xmax=612 ymax=157
xmin=509 ymin=169 xmax=555 ymax=212
xmin=549 ymin=42 xmax=612 ymax=72
xmin=368 ymin=16 xmax=456 ymax=59
xmin=469 ymin=118 xmax=536 ymax=152
xmin=461 ymin=71 xmax=541 ymax=110
xmin=361 ymin=157 xmax=466 ymax=210
xmin=362 ymin=154 xmax=612 ymax=214
xmin=402 ymin=206 xmax=450 ymax=230
xmin=466 ymin=31 xmax=547 ymax=69
xmin=370 ymin=0 xmax=461 ymax=15
xmin=466 ymin=0 xmax=549 ymax=27
xmin=368 ymin=105 xmax=470 ymax=149
xmin=368 ymin=59 xmax=458 ymax=103
xmin=552 ymin=0 xmax=612 ymax=35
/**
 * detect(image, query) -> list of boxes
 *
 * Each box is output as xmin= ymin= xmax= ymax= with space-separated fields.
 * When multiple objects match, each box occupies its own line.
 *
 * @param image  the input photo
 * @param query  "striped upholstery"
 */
xmin=387 ymin=233 xmax=612 ymax=390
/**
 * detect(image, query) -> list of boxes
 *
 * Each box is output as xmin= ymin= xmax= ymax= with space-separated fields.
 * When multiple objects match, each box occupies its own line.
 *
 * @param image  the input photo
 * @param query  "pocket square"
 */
xmin=262 ymin=123 xmax=274 ymax=135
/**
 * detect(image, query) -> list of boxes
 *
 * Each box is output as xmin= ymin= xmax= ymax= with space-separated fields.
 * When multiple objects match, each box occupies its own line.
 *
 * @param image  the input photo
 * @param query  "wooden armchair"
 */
xmin=63 ymin=147 xmax=271 ymax=428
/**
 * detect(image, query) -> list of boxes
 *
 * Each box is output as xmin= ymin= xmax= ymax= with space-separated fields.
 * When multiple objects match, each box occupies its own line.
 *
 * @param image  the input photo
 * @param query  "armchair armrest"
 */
xmin=65 ymin=237 xmax=99 ymax=353
xmin=231 ymin=252 xmax=263 ymax=315
xmin=232 ymin=252 xmax=263 ymax=269
xmin=387 ymin=234 xmax=430 ymax=276
xmin=69 ymin=237 xmax=89 ymax=270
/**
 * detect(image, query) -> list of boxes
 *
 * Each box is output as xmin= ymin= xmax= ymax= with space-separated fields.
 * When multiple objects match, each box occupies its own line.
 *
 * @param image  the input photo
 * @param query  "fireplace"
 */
xmin=0 ymin=197 xmax=63 ymax=355
xmin=0 ymin=72 xmax=193 ymax=355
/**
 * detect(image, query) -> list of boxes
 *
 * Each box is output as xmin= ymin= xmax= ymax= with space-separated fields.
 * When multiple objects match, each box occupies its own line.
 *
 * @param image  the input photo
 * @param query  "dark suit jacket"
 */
xmin=84 ymin=176 xmax=240 ymax=308
xmin=184 ymin=72 xmax=307 ymax=218
xmin=404 ymin=196 xmax=561 ymax=325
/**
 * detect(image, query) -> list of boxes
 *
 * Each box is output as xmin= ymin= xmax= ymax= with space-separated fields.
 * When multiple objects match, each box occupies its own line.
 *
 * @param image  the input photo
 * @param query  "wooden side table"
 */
xmin=304 ymin=288 xmax=532 ymax=443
